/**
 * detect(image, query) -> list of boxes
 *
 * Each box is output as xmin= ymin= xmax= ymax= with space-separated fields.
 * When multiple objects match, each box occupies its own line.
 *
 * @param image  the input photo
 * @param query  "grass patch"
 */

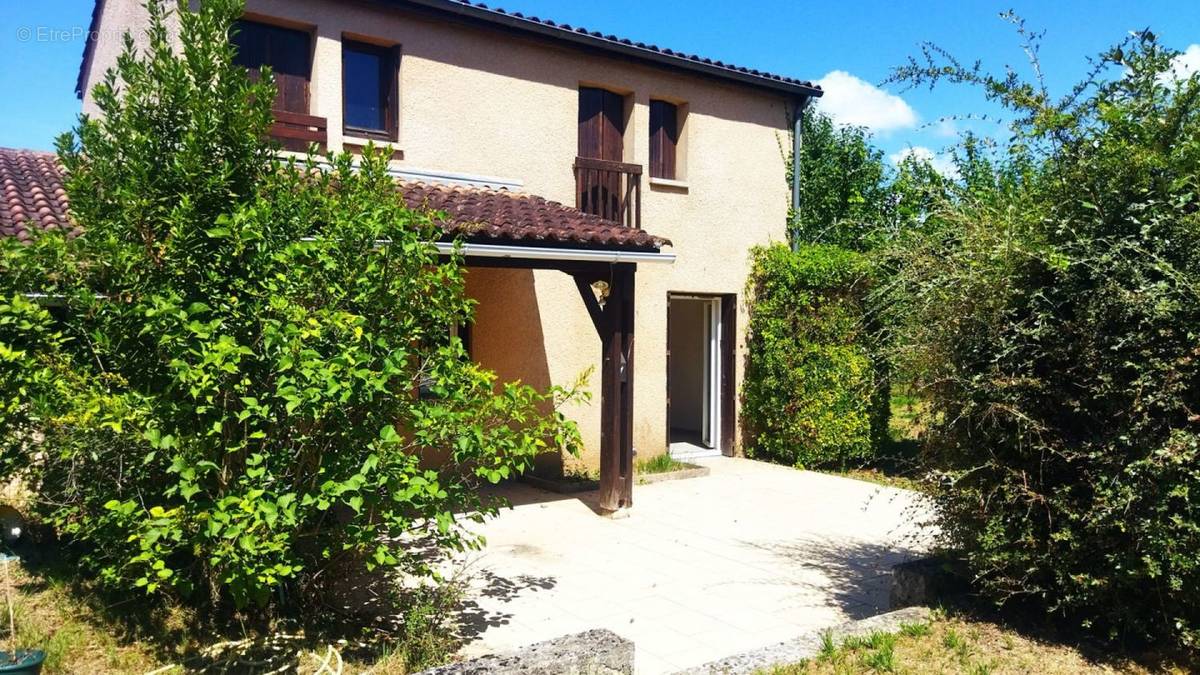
xmin=635 ymin=453 xmax=693 ymax=475
xmin=1 ymin=563 xmax=167 ymax=673
xmin=0 ymin=535 xmax=465 ymax=674
xmin=834 ymin=467 xmax=923 ymax=492
xmin=759 ymin=614 xmax=1194 ymax=674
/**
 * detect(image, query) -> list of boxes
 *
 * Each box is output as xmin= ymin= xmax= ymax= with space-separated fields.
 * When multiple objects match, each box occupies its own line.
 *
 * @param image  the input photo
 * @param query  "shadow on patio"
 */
xmin=737 ymin=535 xmax=924 ymax=619
xmin=450 ymin=456 xmax=935 ymax=673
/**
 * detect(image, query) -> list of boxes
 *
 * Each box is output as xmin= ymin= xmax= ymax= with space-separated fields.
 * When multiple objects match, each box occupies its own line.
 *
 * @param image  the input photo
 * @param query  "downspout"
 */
xmin=790 ymin=95 xmax=809 ymax=251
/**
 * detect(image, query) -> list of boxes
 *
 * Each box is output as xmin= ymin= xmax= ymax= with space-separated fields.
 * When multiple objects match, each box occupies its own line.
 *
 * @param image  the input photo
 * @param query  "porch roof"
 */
xmin=0 ymin=147 xmax=670 ymax=253
xmin=401 ymin=181 xmax=668 ymax=252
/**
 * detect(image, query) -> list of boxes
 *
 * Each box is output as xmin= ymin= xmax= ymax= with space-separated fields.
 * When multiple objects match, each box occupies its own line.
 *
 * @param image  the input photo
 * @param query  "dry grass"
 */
xmin=3 ymin=564 xmax=168 ymax=673
xmin=763 ymin=614 xmax=1194 ymax=675
xmin=835 ymin=468 xmax=924 ymax=492
xmin=0 ymin=553 xmax=463 ymax=674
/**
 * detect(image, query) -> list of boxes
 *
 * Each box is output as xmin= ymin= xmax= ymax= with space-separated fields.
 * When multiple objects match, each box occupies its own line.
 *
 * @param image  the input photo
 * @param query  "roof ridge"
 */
xmin=0 ymin=147 xmax=57 ymax=158
xmin=444 ymin=0 xmax=818 ymax=91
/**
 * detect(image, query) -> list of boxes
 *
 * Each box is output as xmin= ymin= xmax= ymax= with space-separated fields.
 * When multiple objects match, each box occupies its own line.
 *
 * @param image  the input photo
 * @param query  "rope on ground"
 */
xmin=142 ymin=633 xmax=344 ymax=674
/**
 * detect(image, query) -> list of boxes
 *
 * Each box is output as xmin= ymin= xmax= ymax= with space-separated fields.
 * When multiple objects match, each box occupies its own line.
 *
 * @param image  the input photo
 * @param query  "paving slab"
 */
xmin=455 ymin=457 xmax=935 ymax=674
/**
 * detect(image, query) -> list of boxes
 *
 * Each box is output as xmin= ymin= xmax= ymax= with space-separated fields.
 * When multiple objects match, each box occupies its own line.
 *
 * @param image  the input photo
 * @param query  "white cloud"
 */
xmin=1162 ymin=44 xmax=1200 ymax=84
xmin=813 ymin=70 xmax=918 ymax=134
xmin=890 ymin=146 xmax=960 ymax=179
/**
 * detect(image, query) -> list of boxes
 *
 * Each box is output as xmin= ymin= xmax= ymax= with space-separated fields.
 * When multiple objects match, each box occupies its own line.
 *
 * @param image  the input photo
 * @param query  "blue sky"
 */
xmin=3 ymin=0 xmax=1198 ymax=169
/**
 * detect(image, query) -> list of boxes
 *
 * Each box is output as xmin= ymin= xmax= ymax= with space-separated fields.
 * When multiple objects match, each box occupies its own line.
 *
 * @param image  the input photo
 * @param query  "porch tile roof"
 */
xmin=0 ymin=147 xmax=668 ymax=252
xmin=401 ymin=181 xmax=668 ymax=251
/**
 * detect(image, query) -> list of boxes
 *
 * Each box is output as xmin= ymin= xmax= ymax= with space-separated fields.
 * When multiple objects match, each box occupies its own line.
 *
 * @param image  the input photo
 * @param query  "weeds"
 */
xmin=759 ymin=612 xmax=1190 ymax=674
xmin=635 ymin=453 xmax=693 ymax=475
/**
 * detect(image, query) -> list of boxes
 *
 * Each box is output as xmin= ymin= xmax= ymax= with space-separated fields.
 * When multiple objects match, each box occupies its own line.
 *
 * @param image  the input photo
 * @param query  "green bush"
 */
xmin=0 ymin=0 xmax=582 ymax=616
xmin=888 ymin=24 xmax=1200 ymax=649
xmin=742 ymin=243 xmax=886 ymax=468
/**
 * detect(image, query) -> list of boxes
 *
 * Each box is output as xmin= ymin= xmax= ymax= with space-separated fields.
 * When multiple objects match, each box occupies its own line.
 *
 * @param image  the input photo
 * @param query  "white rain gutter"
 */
xmin=434 ymin=241 xmax=676 ymax=264
xmin=297 ymin=237 xmax=674 ymax=264
xmin=20 ymin=243 xmax=673 ymax=304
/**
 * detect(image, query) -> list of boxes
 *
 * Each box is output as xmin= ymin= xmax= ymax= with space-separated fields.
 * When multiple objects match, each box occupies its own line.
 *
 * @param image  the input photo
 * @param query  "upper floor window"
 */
xmin=649 ymin=100 xmax=679 ymax=180
xmin=343 ymin=39 xmax=399 ymax=141
xmin=231 ymin=19 xmax=312 ymax=114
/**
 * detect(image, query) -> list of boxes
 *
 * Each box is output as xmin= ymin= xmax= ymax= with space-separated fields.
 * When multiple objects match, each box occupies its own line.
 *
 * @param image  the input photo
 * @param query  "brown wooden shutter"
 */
xmin=276 ymin=31 xmax=311 ymax=114
xmin=232 ymin=20 xmax=311 ymax=115
xmin=578 ymin=87 xmax=625 ymax=161
xmin=649 ymin=100 xmax=677 ymax=180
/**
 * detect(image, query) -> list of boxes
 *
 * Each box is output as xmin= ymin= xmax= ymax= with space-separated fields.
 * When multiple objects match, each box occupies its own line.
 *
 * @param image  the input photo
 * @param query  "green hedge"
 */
xmin=886 ymin=34 xmax=1200 ymax=649
xmin=741 ymin=243 xmax=887 ymax=468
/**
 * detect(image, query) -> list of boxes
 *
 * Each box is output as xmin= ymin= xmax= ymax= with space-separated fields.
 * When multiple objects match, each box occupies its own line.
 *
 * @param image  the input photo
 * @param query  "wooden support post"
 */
xmin=598 ymin=263 xmax=635 ymax=511
xmin=617 ymin=264 xmax=635 ymax=506
xmin=570 ymin=264 xmax=636 ymax=512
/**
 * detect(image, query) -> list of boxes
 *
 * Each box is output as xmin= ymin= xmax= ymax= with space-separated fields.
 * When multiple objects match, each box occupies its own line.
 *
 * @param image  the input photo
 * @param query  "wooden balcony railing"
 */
xmin=574 ymin=157 xmax=642 ymax=229
xmin=269 ymin=110 xmax=327 ymax=153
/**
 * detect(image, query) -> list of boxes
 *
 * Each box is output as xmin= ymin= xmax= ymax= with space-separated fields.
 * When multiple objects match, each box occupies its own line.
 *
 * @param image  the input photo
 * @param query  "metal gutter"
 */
xmin=298 ymin=238 xmax=675 ymax=264
xmin=436 ymin=241 xmax=676 ymax=264
xmin=386 ymin=165 xmax=522 ymax=191
xmin=21 ymin=242 xmax=672 ymax=306
xmin=791 ymin=95 xmax=810 ymax=250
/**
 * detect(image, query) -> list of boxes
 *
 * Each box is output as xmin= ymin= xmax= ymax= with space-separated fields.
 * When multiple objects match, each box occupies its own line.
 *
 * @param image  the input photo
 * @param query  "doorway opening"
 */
xmin=667 ymin=294 xmax=734 ymax=458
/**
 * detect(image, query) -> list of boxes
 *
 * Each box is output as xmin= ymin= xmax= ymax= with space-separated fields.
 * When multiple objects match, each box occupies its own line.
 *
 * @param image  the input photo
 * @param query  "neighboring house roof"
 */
xmin=0 ymin=148 xmax=78 ymax=241
xmin=0 ymin=147 xmax=668 ymax=252
xmin=77 ymin=0 xmax=822 ymax=100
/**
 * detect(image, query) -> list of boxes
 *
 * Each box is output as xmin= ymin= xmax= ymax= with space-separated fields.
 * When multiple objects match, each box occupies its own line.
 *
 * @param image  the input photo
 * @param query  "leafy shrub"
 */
xmin=887 ymin=23 xmax=1200 ymax=649
xmin=742 ymin=243 xmax=887 ymax=468
xmin=0 ymin=0 xmax=581 ymax=616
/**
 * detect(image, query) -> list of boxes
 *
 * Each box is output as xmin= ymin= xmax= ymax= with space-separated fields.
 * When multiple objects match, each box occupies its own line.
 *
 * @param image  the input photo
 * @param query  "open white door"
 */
xmin=668 ymin=295 xmax=725 ymax=457
xmin=700 ymin=298 xmax=721 ymax=450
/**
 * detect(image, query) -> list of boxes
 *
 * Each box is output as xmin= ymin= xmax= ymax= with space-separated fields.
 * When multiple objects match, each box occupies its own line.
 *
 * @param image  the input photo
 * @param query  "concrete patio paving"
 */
xmin=452 ymin=457 xmax=935 ymax=674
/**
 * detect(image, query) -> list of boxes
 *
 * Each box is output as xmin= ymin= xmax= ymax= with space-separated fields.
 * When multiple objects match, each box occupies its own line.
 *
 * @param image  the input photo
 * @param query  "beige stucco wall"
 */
xmin=82 ymin=0 xmax=795 ymax=469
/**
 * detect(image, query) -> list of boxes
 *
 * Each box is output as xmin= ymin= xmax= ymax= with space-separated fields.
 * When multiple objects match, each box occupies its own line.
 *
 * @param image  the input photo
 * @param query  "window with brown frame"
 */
xmin=231 ymin=19 xmax=312 ymax=115
xmin=342 ymin=39 xmax=399 ymax=141
xmin=649 ymin=100 xmax=679 ymax=180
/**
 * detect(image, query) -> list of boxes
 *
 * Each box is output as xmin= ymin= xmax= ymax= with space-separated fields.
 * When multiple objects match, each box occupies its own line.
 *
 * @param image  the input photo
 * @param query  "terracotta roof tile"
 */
xmin=0 ymin=148 xmax=76 ymax=241
xmin=401 ymin=181 xmax=668 ymax=251
xmin=0 ymin=147 xmax=668 ymax=252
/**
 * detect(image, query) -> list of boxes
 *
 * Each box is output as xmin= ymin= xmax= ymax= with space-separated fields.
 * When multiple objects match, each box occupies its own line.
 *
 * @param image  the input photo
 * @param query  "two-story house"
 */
xmin=6 ymin=0 xmax=821 ymax=512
